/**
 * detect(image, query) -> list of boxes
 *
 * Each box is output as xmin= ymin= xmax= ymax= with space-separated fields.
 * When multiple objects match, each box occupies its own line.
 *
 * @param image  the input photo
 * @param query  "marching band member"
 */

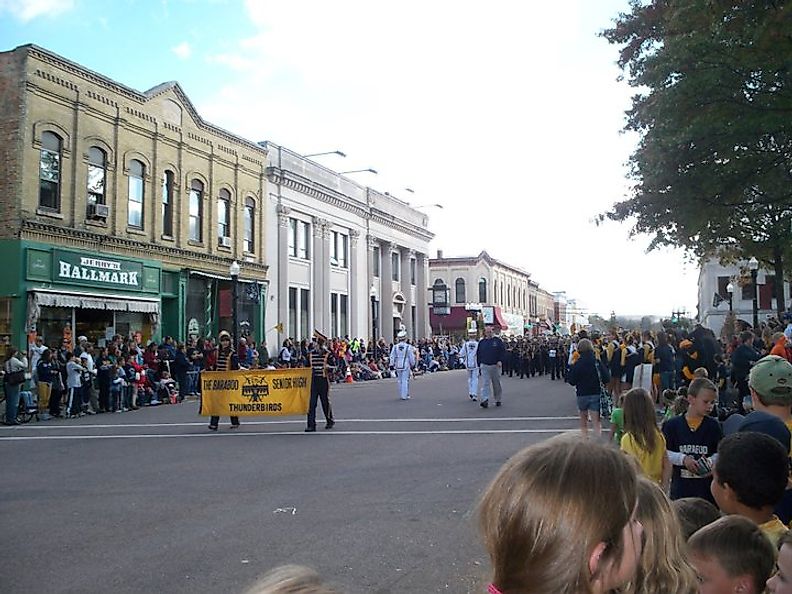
xmin=390 ymin=330 xmax=415 ymax=400
xmin=460 ymin=328 xmax=480 ymax=401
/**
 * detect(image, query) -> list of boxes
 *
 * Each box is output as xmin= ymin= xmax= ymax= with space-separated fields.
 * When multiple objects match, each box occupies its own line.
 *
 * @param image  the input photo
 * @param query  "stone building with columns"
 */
xmin=262 ymin=142 xmax=434 ymax=351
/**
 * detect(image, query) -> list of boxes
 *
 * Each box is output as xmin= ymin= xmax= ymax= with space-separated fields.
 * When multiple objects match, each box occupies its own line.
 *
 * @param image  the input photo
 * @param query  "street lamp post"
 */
xmin=339 ymin=168 xmax=378 ymax=175
xmin=304 ymin=150 xmax=346 ymax=158
xmin=230 ymin=260 xmax=240 ymax=348
xmin=749 ymin=257 xmax=759 ymax=329
xmin=726 ymin=281 xmax=734 ymax=312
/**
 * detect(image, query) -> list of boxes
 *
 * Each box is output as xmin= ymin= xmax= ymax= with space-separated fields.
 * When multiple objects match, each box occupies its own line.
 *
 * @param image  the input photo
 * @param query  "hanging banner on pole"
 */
xmin=199 ymin=368 xmax=312 ymax=417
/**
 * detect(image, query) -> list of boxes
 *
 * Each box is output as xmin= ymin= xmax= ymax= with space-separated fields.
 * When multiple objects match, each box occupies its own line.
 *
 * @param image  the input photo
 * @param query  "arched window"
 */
xmin=478 ymin=277 xmax=487 ymax=303
xmin=455 ymin=278 xmax=466 ymax=304
xmin=189 ymin=179 xmax=203 ymax=241
xmin=39 ymin=131 xmax=62 ymax=210
xmin=217 ymin=188 xmax=231 ymax=242
xmin=86 ymin=147 xmax=106 ymax=216
xmin=244 ymin=197 xmax=255 ymax=253
xmin=127 ymin=159 xmax=145 ymax=228
xmin=161 ymin=170 xmax=174 ymax=236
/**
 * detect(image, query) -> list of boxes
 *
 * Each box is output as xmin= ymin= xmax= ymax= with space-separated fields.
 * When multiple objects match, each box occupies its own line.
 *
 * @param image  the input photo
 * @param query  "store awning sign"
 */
xmin=54 ymin=250 xmax=144 ymax=291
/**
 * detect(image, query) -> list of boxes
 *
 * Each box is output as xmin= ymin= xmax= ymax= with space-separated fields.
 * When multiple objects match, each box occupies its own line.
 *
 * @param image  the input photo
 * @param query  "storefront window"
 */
xmin=37 ymin=306 xmax=72 ymax=350
xmin=186 ymin=276 xmax=212 ymax=339
xmin=115 ymin=312 xmax=150 ymax=343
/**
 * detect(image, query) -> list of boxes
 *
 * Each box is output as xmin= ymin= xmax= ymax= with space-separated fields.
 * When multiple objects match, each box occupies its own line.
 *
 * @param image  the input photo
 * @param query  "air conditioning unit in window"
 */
xmin=219 ymin=236 xmax=232 ymax=248
xmin=88 ymin=203 xmax=110 ymax=219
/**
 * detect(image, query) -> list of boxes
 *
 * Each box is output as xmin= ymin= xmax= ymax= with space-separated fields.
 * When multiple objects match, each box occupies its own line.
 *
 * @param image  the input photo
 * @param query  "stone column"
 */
xmin=416 ymin=252 xmax=428 ymax=338
xmin=348 ymin=230 xmax=360 ymax=338
xmin=380 ymin=241 xmax=394 ymax=343
xmin=312 ymin=217 xmax=326 ymax=336
xmin=321 ymin=222 xmax=332 ymax=334
xmin=277 ymin=205 xmax=291 ymax=343
xmin=400 ymin=248 xmax=414 ymax=338
xmin=367 ymin=235 xmax=379 ymax=343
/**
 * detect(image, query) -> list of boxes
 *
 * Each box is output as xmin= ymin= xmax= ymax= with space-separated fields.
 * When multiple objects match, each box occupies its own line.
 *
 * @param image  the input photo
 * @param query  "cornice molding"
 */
xmin=20 ymin=220 xmax=268 ymax=278
xmin=25 ymin=45 xmax=269 ymax=159
xmin=268 ymin=166 xmax=434 ymax=242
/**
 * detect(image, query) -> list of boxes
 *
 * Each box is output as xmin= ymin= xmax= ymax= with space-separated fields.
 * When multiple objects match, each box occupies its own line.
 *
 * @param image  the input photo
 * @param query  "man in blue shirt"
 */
xmin=477 ymin=324 xmax=506 ymax=408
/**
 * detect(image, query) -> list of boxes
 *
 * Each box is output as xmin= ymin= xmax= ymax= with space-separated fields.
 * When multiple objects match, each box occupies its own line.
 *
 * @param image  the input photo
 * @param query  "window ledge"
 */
xmin=85 ymin=218 xmax=107 ymax=228
xmin=187 ymin=240 xmax=205 ymax=247
xmin=217 ymin=244 xmax=231 ymax=251
xmin=127 ymin=227 xmax=146 ymax=236
xmin=37 ymin=208 xmax=63 ymax=219
xmin=161 ymin=234 xmax=174 ymax=242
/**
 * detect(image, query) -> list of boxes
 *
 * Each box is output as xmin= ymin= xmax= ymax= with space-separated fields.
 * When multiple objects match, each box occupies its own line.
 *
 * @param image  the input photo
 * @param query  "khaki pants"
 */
xmin=37 ymin=381 xmax=52 ymax=409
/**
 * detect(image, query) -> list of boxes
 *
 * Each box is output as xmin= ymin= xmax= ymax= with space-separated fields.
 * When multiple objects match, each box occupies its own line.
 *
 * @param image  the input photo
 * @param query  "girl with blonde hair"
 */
xmin=479 ymin=434 xmax=643 ymax=594
xmin=618 ymin=477 xmax=698 ymax=594
xmin=621 ymin=388 xmax=671 ymax=490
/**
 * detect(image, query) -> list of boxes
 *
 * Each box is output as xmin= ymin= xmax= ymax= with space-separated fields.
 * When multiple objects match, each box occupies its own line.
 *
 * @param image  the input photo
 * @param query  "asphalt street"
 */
xmin=1 ymin=369 xmax=581 ymax=594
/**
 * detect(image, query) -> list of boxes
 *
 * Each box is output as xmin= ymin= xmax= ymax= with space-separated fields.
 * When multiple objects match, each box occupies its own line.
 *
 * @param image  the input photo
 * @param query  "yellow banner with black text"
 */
xmin=199 ymin=369 xmax=312 ymax=417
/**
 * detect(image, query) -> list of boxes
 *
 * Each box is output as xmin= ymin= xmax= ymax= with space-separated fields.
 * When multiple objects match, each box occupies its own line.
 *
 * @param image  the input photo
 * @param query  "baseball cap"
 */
xmin=749 ymin=355 xmax=792 ymax=398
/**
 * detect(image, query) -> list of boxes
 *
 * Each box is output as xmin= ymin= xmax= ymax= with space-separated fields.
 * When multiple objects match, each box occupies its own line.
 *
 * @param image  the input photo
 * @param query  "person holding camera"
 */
xmin=3 ymin=346 xmax=29 ymax=425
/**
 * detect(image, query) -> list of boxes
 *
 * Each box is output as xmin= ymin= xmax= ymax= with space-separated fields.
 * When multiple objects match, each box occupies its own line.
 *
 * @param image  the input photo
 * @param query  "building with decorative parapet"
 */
xmin=0 ymin=44 xmax=269 ymax=351
xmin=261 ymin=142 xmax=434 ymax=348
xmin=697 ymin=256 xmax=789 ymax=336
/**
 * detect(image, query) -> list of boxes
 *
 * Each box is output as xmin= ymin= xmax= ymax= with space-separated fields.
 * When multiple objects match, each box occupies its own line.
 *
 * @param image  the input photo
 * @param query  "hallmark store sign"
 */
xmin=59 ymin=256 xmax=140 ymax=287
xmin=25 ymin=248 xmax=158 ymax=293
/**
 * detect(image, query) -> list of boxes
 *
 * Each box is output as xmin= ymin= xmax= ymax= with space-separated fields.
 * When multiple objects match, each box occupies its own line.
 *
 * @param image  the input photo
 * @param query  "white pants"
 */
xmin=396 ymin=369 xmax=410 ymax=399
xmin=466 ymin=368 xmax=479 ymax=397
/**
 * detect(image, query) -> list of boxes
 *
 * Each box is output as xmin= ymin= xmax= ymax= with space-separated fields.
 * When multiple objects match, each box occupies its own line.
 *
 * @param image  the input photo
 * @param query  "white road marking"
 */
xmin=2 ymin=416 xmax=579 ymax=431
xmin=0 ymin=428 xmax=577 ymax=441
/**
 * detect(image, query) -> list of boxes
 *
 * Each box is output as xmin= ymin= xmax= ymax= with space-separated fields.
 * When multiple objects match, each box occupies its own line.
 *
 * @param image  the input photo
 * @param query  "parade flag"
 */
xmin=199 ymin=368 xmax=312 ymax=417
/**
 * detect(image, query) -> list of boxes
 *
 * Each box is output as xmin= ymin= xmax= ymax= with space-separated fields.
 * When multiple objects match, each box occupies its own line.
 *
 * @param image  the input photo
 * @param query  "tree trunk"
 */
xmin=773 ymin=245 xmax=786 ymax=317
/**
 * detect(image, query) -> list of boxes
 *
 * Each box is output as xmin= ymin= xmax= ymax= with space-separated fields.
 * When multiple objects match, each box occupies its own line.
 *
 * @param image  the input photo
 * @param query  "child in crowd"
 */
xmin=621 ymin=388 xmax=671 ymax=489
xmin=688 ymin=515 xmax=775 ymax=594
xmin=671 ymin=497 xmax=721 ymax=540
xmin=693 ymin=367 xmax=709 ymax=379
xmin=110 ymin=361 xmax=126 ymax=412
xmin=156 ymin=370 xmax=178 ymax=404
xmin=479 ymin=434 xmax=642 ymax=594
xmin=620 ymin=477 xmax=698 ymax=594
xmin=710 ymin=431 xmax=789 ymax=547
xmin=767 ymin=531 xmax=792 ymax=594
xmin=662 ymin=378 xmax=722 ymax=502
xmin=121 ymin=356 xmax=138 ymax=410
xmin=244 ymin=564 xmax=338 ymax=594
xmin=65 ymin=351 xmax=86 ymax=418
xmin=609 ymin=392 xmax=625 ymax=445
xmin=660 ymin=389 xmax=677 ymax=424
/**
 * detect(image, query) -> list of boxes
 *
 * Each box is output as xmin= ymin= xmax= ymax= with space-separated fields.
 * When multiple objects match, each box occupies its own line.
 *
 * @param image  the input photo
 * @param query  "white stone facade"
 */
xmin=262 ymin=142 xmax=433 ymax=351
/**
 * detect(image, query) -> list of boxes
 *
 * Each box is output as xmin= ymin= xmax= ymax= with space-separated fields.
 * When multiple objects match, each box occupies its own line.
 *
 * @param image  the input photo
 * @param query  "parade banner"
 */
xmin=199 ymin=368 xmax=312 ymax=417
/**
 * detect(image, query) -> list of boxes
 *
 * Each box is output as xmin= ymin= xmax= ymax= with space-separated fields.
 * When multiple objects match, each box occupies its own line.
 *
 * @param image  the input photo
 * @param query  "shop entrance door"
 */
xmin=76 ymin=309 xmax=114 ymax=346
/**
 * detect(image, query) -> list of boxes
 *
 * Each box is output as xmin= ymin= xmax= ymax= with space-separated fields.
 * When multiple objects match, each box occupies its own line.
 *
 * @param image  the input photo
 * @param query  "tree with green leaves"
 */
xmin=602 ymin=0 xmax=792 ymax=315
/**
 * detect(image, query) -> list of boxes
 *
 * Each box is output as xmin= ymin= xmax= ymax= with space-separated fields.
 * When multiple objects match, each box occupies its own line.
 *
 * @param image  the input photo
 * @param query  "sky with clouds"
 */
xmin=0 ymin=0 xmax=701 ymax=318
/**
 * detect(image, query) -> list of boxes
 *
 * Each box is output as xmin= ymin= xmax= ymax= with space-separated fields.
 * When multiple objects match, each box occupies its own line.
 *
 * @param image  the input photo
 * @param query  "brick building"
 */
xmin=0 ymin=44 xmax=268 ymax=350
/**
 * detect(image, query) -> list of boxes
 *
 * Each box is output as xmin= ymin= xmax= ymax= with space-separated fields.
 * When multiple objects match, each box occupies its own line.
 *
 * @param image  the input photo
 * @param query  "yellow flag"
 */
xmin=199 ymin=368 xmax=311 ymax=417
